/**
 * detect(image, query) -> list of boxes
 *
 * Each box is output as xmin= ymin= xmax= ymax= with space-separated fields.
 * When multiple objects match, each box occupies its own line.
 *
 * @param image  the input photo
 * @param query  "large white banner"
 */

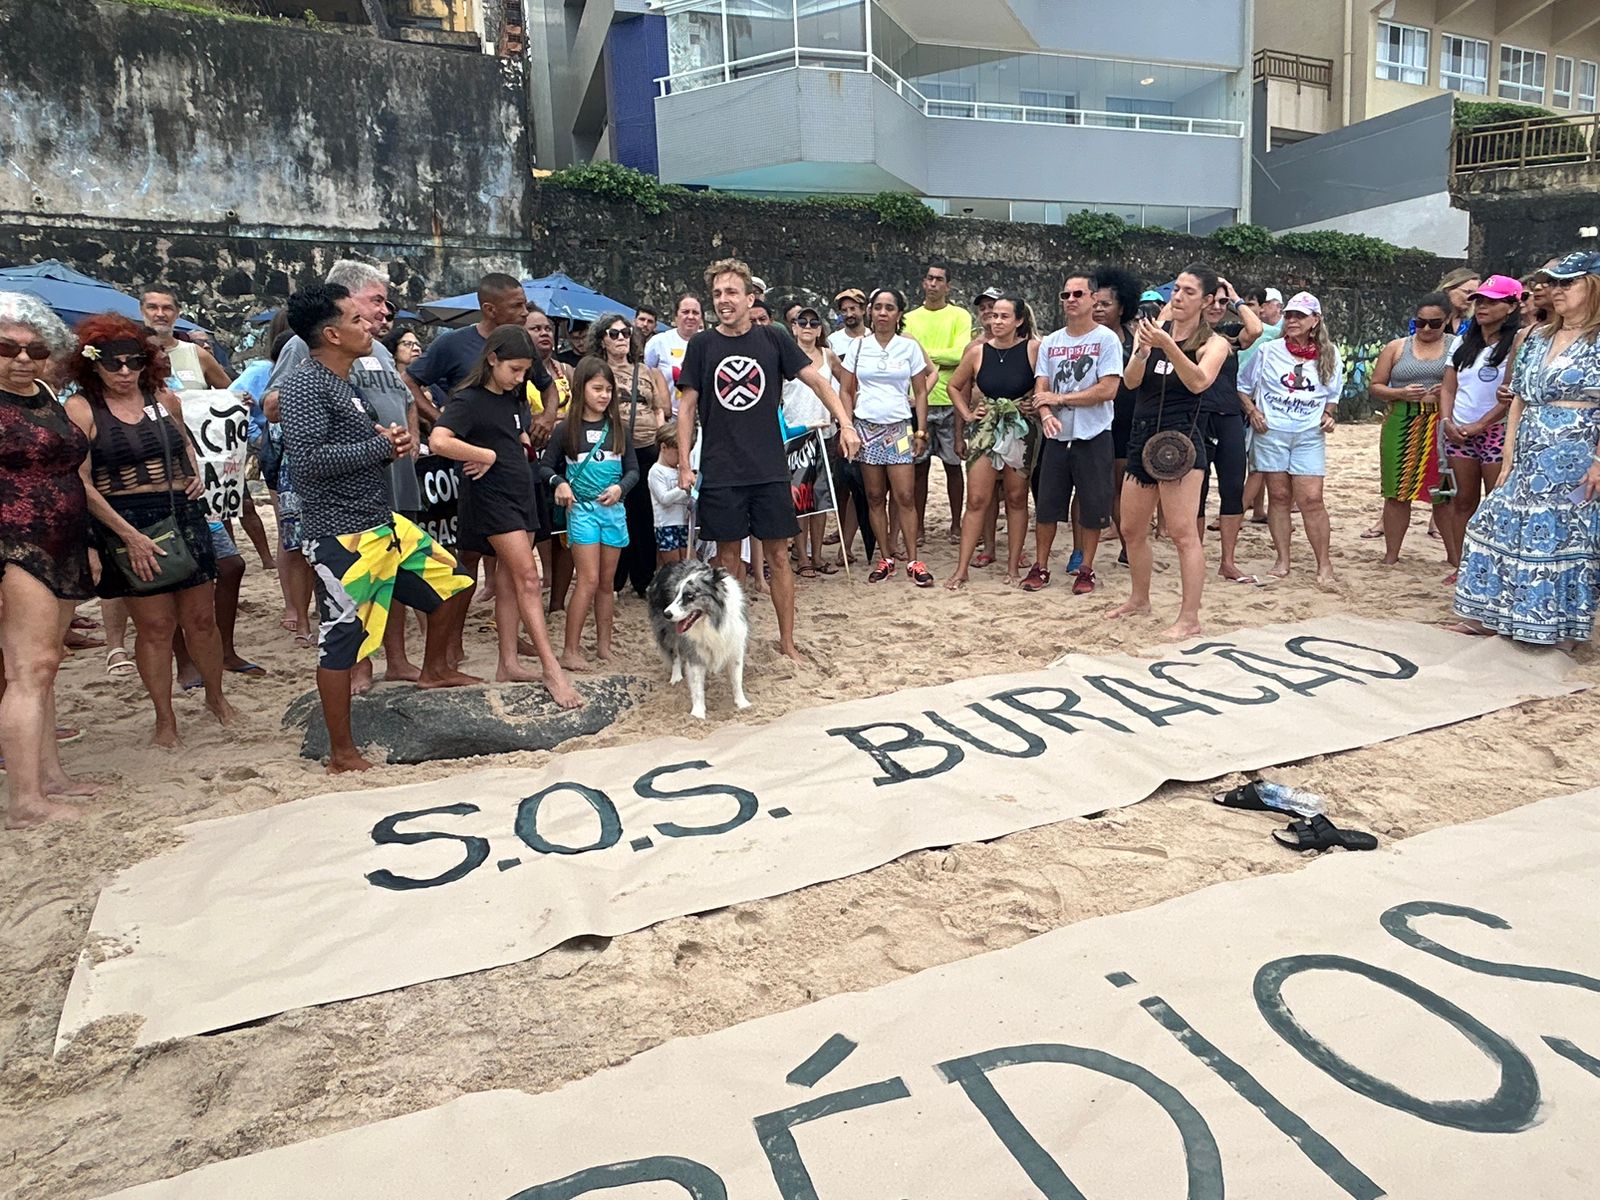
xmin=179 ymin=388 xmax=250 ymax=521
xmin=105 ymin=787 xmax=1600 ymax=1198
xmin=59 ymin=619 xmax=1582 ymax=1049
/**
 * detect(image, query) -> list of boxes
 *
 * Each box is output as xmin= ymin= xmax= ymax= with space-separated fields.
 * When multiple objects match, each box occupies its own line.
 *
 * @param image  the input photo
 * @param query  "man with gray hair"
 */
xmin=267 ymin=259 xmax=424 ymax=689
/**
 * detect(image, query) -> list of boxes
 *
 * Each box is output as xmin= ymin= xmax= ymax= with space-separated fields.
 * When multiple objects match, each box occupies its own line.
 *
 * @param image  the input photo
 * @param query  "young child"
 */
xmin=649 ymin=423 xmax=691 ymax=567
xmin=427 ymin=326 xmax=581 ymax=708
xmin=540 ymin=357 xmax=637 ymax=670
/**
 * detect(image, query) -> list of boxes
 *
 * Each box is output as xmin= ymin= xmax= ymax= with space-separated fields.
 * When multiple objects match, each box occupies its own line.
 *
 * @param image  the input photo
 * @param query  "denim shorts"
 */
xmin=209 ymin=520 xmax=240 ymax=560
xmin=1251 ymin=426 xmax=1326 ymax=476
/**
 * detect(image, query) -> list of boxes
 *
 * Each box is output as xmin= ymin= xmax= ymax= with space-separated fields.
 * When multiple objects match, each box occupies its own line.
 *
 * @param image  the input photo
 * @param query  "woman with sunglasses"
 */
xmin=0 ymin=293 xmax=99 ymax=827
xmin=63 ymin=315 xmax=235 ymax=748
xmin=1452 ymin=251 xmax=1600 ymax=647
xmin=783 ymin=304 xmax=845 ymax=577
xmin=1371 ymin=292 xmax=1457 ymax=565
xmin=590 ymin=312 xmax=671 ymax=600
xmin=1436 ymin=276 xmax=1522 ymax=581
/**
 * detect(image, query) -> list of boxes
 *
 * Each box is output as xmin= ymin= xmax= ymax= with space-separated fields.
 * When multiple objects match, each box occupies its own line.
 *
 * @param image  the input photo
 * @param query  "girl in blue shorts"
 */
xmin=540 ymin=357 xmax=637 ymax=670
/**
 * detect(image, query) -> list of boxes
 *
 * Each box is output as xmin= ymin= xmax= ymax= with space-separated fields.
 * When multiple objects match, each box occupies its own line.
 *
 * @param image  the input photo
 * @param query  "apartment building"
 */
xmin=530 ymin=0 xmax=1253 ymax=235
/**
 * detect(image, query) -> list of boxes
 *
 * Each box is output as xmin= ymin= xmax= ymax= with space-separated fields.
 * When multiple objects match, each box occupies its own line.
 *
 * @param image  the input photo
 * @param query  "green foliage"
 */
xmin=1063 ymin=210 xmax=1129 ymax=252
xmin=1275 ymin=230 xmax=1398 ymax=266
xmin=108 ymin=0 xmax=275 ymax=22
xmin=1455 ymin=100 xmax=1557 ymax=128
xmin=868 ymin=191 xmax=937 ymax=231
xmin=1210 ymin=223 xmax=1276 ymax=256
xmin=545 ymin=161 xmax=681 ymax=216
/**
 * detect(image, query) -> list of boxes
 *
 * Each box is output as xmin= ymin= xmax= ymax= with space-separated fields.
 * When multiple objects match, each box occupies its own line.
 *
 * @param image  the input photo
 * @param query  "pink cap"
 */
xmin=1283 ymin=291 xmax=1321 ymax=316
xmin=1470 ymin=274 xmax=1523 ymax=302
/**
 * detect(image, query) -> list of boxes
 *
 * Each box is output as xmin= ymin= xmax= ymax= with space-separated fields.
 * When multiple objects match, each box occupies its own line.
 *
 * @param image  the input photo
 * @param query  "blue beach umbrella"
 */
xmin=0 ymin=260 xmax=200 ymax=330
xmin=419 ymin=272 xmax=635 ymax=326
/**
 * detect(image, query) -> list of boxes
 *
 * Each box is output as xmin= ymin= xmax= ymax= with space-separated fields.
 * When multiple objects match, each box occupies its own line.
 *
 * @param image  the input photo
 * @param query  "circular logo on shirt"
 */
xmin=714 ymin=356 xmax=766 ymax=411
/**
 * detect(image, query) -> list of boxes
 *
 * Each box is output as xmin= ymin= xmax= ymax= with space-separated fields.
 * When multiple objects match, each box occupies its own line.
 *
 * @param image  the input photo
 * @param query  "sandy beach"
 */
xmin=3 ymin=429 xmax=1596 ymax=1199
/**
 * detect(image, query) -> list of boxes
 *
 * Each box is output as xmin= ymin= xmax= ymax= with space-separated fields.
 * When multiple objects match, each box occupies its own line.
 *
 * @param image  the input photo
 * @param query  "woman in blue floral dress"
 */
xmin=1452 ymin=251 xmax=1600 ymax=648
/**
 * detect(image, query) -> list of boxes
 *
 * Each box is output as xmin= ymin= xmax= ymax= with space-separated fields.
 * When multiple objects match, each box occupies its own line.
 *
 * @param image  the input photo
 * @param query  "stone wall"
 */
xmin=1451 ymin=162 xmax=1600 ymax=270
xmin=530 ymin=187 xmax=1454 ymax=419
xmin=0 ymin=0 xmax=527 ymax=329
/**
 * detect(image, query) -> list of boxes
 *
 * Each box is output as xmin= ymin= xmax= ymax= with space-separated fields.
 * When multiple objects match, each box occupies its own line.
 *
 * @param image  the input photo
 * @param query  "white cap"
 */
xmin=1264 ymin=287 xmax=1284 ymax=304
xmin=749 ymin=276 xmax=768 ymax=294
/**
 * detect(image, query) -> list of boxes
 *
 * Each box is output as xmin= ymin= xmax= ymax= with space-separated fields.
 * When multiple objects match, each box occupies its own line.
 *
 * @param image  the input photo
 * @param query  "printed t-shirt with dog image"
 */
xmin=680 ymin=324 xmax=810 ymax=489
xmin=1034 ymin=324 xmax=1124 ymax=442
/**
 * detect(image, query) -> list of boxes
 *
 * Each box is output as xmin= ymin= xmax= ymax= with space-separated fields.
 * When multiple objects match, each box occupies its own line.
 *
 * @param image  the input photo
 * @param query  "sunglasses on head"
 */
xmin=793 ymin=317 xmax=822 ymax=328
xmin=0 ymin=338 xmax=51 ymax=362
xmin=1060 ymin=289 xmax=1089 ymax=300
xmin=1414 ymin=317 xmax=1447 ymax=330
xmin=605 ymin=326 xmax=632 ymax=339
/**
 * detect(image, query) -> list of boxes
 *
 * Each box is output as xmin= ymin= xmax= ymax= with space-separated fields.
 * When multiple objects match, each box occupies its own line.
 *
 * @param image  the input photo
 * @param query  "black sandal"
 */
xmin=1214 ymin=781 xmax=1272 ymax=812
xmin=1273 ymin=814 xmax=1378 ymax=853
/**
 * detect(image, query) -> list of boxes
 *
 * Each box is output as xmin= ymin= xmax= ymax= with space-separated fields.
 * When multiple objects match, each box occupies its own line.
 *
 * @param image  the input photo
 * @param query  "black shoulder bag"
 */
xmin=1141 ymin=331 xmax=1203 ymax=482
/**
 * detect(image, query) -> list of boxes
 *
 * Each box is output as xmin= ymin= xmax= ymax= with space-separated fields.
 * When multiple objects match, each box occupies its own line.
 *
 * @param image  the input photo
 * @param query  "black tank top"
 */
xmin=1199 ymin=351 xmax=1241 ymax=416
xmin=90 ymin=393 xmax=193 ymax=494
xmin=976 ymin=341 xmax=1034 ymax=401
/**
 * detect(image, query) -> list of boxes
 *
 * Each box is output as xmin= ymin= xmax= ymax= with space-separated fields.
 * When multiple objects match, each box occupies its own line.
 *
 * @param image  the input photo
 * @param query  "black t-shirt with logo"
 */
xmin=680 ymin=324 xmax=810 ymax=488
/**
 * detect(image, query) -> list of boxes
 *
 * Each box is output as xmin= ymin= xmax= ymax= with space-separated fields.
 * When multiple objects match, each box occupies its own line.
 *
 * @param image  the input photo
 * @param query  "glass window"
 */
xmin=1439 ymin=34 xmax=1489 ymax=94
xmin=1105 ymin=95 xmax=1176 ymax=129
xmin=1554 ymin=56 xmax=1575 ymax=108
xmin=922 ymin=79 xmax=975 ymax=118
xmin=1376 ymin=21 xmax=1429 ymax=85
xmin=797 ymin=0 xmax=864 ymax=62
xmin=1143 ymin=205 xmax=1189 ymax=233
xmin=1580 ymin=61 xmax=1599 ymax=113
xmin=1020 ymin=89 xmax=1076 ymax=125
xmin=725 ymin=0 xmax=797 ymax=68
xmin=1499 ymin=44 xmax=1547 ymax=104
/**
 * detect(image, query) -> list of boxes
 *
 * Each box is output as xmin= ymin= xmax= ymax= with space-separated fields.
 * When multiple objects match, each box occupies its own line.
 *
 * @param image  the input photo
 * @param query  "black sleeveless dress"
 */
xmin=1126 ymin=343 xmax=1209 ymax=486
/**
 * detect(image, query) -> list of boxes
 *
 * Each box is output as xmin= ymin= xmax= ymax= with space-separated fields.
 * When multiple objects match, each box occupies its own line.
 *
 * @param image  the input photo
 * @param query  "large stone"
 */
xmin=282 ymin=676 xmax=642 ymax=764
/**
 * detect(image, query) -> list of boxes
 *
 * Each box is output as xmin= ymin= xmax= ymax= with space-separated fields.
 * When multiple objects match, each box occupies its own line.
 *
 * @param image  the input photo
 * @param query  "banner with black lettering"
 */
xmin=57 ymin=618 xmax=1583 ymax=1048
xmin=786 ymin=428 xmax=836 ymax=520
xmin=179 ymin=389 xmax=250 ymax=521
xmin=102 ymin=787 xmax=1600 ymax=1197
xmin=413 ymin=453 xmax=459 ymax=549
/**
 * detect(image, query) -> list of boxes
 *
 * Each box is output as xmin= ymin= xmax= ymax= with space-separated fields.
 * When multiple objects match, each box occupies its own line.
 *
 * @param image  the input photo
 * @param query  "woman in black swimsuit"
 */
xmin=945 ymin=294 xmax=1040 ymax=589
xmin=1112 ymin=264 xmax=1231 ymax=639
xmin=0 ymin=293 xmax=98 ymax=827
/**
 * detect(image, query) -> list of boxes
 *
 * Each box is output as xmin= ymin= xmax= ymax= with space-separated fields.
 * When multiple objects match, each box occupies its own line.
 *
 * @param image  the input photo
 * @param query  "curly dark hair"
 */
xmin=1091 ymin=265 xmax=1143 ymax=328
xmin=586 ymin=310 xmax=642 ymax=363
xmin=71 ymin=313 xmax=172 ymax=403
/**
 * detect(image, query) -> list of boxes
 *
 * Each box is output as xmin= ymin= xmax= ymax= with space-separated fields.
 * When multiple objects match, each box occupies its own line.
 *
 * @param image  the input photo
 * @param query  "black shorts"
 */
xmin=1125 ymin=401 xmax=1208 ymax=488
xmin=698 ymin=481 xmax=799 ymax=543
xmin=1036 ymin=430 xmax=1115 ymax=529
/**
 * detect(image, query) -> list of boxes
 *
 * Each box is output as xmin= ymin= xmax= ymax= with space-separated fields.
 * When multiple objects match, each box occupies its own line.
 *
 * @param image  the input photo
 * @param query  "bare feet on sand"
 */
xmin=6 ymin=796 xmax=84 ymax=829
xmin=1268 ymin=563 xmax=1291 ymax=579
xmin=152 ymin=721 xmax=182 ymax=748
xmin=1315 ymin=568 xmax=1338 ymax=589
xmin=46 ymin=774 xmax=101 ymax=797
xmin=327 ymin=751 xmax=376 ymax=774
xmin=207 ymin=697 xmax=240 ymax=726
xmin=416 ymin=668 xmax=482 ymax=690
xmin=1107 ymin=600 xmax=1152 ymax=620
xmin=780 ymin=643 xmax=806 ymax=665
xmin=1160 ymin=618 xmax=1203 ymax=641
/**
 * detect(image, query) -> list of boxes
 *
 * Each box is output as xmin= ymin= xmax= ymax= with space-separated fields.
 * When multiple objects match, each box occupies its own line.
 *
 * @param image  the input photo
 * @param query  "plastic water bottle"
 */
xmin=1255 ymin=782 xmax=1325 ymax=819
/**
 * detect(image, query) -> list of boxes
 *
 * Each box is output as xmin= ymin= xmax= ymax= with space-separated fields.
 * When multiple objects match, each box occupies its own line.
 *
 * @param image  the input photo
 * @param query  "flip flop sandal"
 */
xmin=815 ymin=562 xmax=838 ymax=575
xmin=1273 ymin=814 xmax=1378 ymax=853
xmin=797 ymin=566 xmax=818 ymax=579
xmin=973 ymin=552 xmax=995 ymax=568
xmin=293 ymin=632 xmax=315 ymax=647
xmin=70 ymin=615 xmax=99 ymax=631
xmin=1359 ymin=527 xmax=1385 ymax=539
xmin=1227 ymin=574 xmax=1267 ymax=586
xmin=227 ymin=662 xmax=269 ymax=677
xmin=56 ymin=725 xmax=84 ymax=745
xmin=105 ymin=647 xmax=136 ymax=676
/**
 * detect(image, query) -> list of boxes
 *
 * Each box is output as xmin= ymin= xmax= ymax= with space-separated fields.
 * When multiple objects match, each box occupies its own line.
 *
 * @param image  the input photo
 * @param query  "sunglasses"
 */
xmin=1552 ymin=277 xmax=1585 ymax=289
xmin=604 ymin=327 xmax=632 ymax=339
xmin=102 ymin=354 xmax=149 ymax=373
xmin=793 ymin=317 xmax=822 ymax=328
xmin=1059 ymin=289 xmax=1089 ymax=300
xmin=1414 ymin=317 xmax=1447 ymax=330
xmin=0 ymin=338 xmax=51 ymax=362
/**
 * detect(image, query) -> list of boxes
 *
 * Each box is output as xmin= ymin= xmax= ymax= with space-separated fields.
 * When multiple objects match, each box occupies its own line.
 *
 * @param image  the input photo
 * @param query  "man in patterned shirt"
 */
xmin=278 ymin=284 xmax=477 ymax=773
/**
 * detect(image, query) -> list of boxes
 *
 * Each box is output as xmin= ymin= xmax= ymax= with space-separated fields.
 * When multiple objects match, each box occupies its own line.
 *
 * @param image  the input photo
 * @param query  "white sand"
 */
xmin=2 ymin=431 xmax=1595 ymax=1198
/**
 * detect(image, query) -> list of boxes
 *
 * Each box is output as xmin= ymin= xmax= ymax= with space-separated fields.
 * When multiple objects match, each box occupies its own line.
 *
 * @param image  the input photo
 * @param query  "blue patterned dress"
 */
xmin=1453 ymin=331 xmax=1600 ymax=644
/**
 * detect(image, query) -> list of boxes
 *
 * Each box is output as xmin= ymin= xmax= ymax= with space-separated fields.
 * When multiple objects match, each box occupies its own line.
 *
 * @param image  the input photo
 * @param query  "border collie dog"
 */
xmin=647 ymin=560 xmax=750 ymax=720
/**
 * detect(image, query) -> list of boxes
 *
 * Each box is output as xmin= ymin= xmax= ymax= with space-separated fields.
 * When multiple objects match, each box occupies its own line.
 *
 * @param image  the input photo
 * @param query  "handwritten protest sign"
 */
xmin=104 ymin=787 xmax=1600 ymax=1198
xmin=179 ymin=389 xmax=250 ymax=521
xmin=413 ymin=454 xmax=459 ymax=549
xmin=58 ymin=618 xmax=1582 ymax=1048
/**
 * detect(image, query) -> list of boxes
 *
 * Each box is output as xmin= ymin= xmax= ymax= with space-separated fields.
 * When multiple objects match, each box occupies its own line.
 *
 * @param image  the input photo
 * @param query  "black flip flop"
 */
xmin=1214 ymin=781 xmax=1272 ymax=812
xmin=1273 ymin=815 xmax=1378 ymax=853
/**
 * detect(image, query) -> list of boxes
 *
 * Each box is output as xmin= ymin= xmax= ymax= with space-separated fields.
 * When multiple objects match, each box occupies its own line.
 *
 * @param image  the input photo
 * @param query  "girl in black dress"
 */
xmin=428 ymin=327 xmax=580 ymax=709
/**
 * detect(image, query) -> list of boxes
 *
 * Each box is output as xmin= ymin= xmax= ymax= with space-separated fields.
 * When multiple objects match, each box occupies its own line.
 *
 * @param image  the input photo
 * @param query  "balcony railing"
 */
xmin=1452 ymin=112 xmax=1600 ymax=174
xmin=656 ymin=49 xmax=1244 ymax=138
xmin=1253 ymin=49 xmax=1333 ymax=93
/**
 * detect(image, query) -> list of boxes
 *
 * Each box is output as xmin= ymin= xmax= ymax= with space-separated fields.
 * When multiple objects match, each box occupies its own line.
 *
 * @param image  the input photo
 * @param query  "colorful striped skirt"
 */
xmin=1379 ymin=400 xmax=1443 ymax=504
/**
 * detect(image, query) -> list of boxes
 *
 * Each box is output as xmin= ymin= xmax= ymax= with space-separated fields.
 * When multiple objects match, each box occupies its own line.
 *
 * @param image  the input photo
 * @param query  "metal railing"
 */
xmin=1253 ymin=49 xmax=1333 ymax=92
xmin=1452 ymin=112 xmax=1600 ymax=174
xmin=656 ymin=49 xmax=1244 ymax=138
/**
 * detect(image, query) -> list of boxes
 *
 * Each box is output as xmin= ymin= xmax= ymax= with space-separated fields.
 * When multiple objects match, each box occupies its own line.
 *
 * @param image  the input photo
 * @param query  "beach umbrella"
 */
xmin=0 ymin=260 xmax=199 ymax=330
xmin=418 ymin=272 xmax=634 ymax=325
xmin=248 ymin=305 xmax=417 ymax=325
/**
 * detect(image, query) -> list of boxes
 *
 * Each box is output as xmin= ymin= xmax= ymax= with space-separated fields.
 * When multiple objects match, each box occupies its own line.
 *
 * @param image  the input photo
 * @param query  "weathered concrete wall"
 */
xmin=1452 ymin=162 xmax=1600 ymax=271
xmin=0 ymin=0 xmax=524 ymax=234
xmin=530 ymin=186 xmax=1454 ymax=418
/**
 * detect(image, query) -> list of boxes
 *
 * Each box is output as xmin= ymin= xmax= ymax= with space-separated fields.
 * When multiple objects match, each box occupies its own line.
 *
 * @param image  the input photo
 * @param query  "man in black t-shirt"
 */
xmin=678 ymin=258 xmax=860 ymax=663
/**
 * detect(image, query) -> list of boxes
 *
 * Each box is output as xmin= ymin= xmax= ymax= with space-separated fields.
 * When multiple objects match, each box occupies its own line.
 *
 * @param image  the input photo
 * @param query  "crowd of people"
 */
xmin=4 ymin=246 xmax=1600 ymax=827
